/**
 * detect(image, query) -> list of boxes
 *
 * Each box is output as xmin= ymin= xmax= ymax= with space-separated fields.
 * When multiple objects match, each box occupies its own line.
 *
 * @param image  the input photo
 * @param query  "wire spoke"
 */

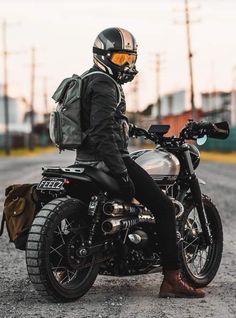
xmin=183 ymin=204 xmax=215 ymax=277
xmin=183 ymin=237 xmax=199 ymax=250
xmin=64 ymin=219 xmax=73 ymax=232
xmin=50 ymin=243 xmax=64 ymax=257
xmin=54 ymin=225 xmax=66 ymax=245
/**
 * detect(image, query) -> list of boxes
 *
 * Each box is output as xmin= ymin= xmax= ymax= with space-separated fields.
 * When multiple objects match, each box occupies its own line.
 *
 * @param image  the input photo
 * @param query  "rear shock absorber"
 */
xmin=87 ymin=193 xmax=107 ymax=245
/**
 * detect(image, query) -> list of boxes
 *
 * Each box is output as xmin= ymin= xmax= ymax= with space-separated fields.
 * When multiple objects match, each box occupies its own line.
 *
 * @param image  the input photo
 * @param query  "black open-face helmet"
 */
xmin=93 ymin=27 xmax=138 ymax=84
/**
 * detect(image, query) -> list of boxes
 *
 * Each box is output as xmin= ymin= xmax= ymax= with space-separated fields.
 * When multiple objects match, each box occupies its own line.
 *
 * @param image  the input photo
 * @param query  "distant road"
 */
xmin=0 ymin=151 xmax=235 ymax=317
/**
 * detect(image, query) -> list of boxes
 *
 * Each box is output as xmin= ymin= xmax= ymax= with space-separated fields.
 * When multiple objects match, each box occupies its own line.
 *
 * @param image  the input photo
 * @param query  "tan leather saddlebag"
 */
xmin=1 ymin=184 xmax=39 ymax=249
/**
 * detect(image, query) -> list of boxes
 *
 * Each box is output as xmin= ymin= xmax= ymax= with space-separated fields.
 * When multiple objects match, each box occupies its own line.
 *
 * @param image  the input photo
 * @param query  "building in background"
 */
xmin=0 ymin=95 xmax=31 ymax=149
xmin=201 ymin=91 xmax=231 ymax=124
xmin=138 ymin=90 xmax=198 ymax=135
xmin=0 ymin=96 xmax=31 ymax=134
xmin=150 ymin=90 xmax=187 ymax=118
xmin=0 ymin=96 xmax=21 ymax=125
xmin=160 ymin=109 xmax=202 ymax=136
xmin=231 ymin=90 xmax=236 ymax=126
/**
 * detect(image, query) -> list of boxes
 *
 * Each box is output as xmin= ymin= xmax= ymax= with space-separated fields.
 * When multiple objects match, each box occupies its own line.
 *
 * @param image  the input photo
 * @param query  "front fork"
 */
xmin=182 ymin=145 xmax=212 ymax=246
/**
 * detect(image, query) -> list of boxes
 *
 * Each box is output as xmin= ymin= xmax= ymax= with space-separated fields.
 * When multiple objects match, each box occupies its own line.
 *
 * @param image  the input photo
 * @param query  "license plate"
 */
xmin=37 ymin=178 xmax=64 ymax=191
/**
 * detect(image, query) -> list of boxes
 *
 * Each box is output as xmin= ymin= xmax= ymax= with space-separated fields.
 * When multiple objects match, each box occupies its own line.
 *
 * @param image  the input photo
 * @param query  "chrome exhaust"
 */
xmin=103 ymin=201 xmax=146 ymax=217
xmin=103 ymin=202 xmax=124 ymax=216
xmin=173 ymin=199 xmax=184 ymax=219
xmin=101 ymin=217 xmax=140 ymax=235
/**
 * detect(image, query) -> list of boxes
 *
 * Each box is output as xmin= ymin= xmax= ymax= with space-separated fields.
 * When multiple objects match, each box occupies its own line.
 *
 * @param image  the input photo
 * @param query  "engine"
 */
xmin=99 ymin=197 xmax=184 ymax=276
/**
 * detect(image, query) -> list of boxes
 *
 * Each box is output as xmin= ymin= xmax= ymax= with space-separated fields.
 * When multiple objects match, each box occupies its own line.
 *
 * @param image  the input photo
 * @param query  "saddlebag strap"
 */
xmin=0 ymin=213 xmax=5 ymax=237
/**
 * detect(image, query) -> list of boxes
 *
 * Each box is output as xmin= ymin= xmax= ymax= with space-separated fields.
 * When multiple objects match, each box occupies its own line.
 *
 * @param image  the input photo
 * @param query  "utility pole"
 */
xmin=43 ymin=76 xmax=49 ymax=125
xmin=2 ymin=20 xmax=10 ymax=155
xmin=29 ymin=47 xmax=36 ymax=150
xmin=132 ymin=75 xmax=139 ymax=112
xmin=184 ymin=0 xmax=196 ymax=120
xmin=43 ymin=76 xmax=48 ymax=113
xmin=130 ymin=74 xmax=139 ymax=124
xmin=155 ymin=53 xmax=161 ymax=123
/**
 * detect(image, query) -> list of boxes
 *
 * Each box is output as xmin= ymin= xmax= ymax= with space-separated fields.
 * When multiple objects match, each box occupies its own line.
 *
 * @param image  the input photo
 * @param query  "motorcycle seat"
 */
xmin=71 ymin=165 xmax=121 ymax=195
xmin=42 ymin=165 xmax=121 ymax=195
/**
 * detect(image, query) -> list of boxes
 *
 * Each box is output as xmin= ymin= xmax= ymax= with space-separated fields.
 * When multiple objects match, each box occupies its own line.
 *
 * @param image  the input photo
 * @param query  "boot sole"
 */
xmin=159 ymin=292 xmax=205 ymax=298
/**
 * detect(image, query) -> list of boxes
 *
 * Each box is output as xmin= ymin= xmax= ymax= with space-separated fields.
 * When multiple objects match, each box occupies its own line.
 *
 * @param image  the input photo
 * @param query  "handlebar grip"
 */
xmin=184 ymin=120 xmax=229 ymax=140
xmin=208 ymin=121 xmax=230 ymax=139
xmin=197 ymin=121 xmax=213 ymax=130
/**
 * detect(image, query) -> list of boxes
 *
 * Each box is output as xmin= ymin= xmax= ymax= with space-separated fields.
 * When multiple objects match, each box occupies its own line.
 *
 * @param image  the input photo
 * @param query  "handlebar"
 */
xmin=130 ymin=120 xmax=230 ymax=145
xmin=132 ymin=127 xmax=156 ymax=142
xmin=181 ymin=120 xmax=230 ymax=140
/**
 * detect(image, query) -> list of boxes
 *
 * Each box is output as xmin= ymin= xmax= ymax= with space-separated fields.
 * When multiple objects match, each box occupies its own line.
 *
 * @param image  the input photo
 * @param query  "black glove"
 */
xmin=129 ymin=123 xmax=145 ymax=138
xmin=128 ymin=123 xmax=137 ymax=137
xmin=116 ymin=172 xmax=135 ymax=202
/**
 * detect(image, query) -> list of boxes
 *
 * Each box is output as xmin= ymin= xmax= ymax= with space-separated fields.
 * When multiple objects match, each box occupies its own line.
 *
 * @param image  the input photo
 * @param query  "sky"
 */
xmin=0 ymin=0 xmax=236 ymax=113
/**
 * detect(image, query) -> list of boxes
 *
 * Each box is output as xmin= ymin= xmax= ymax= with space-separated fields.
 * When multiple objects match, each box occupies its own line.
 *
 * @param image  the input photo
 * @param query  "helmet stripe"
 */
xmin=94 ymin=56 xmax=113 ymax=75
xmin=94 ymin=37 xmax=104 ymax=49
xmin=117 ymin=28 xmax=134 ymax=50
xmin=117 ymin=28 xmax=124 ymax=49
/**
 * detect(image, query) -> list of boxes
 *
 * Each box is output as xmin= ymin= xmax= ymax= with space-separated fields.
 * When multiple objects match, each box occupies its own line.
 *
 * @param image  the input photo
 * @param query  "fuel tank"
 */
xmin=130 ymin=148 xmax=180 ymax=185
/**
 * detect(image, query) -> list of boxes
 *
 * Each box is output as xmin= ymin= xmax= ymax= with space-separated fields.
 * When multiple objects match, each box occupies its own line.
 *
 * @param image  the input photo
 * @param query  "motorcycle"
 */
xmin=26 ymin=120 xmax=229 ymax=302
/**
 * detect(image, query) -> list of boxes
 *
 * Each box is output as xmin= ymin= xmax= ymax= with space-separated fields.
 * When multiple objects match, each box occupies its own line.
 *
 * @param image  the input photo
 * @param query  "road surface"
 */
xmin=0 ymin=150 xmax=235 ymax=318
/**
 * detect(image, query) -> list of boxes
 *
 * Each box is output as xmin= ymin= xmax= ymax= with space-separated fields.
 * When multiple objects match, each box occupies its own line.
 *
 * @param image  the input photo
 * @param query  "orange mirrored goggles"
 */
xmin=109 ymin=52 xmax=137 ymax=66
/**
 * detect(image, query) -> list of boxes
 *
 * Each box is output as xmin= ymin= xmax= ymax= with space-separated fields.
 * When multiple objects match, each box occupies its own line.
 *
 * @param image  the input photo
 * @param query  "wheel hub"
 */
xmin=67 ymin=235 xmax=87 ymax=270
xmin=184 ymin=218 xmax=200 ymax=260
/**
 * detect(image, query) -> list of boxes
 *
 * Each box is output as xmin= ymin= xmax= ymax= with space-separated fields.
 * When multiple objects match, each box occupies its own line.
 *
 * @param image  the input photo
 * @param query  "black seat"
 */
xmin=83 ymin=166 xmax=120 ymax=194
xmin=42 ymin=165 xmax=121 ymax=195
xmin=65 ymin=165 xmax=121 ymax=195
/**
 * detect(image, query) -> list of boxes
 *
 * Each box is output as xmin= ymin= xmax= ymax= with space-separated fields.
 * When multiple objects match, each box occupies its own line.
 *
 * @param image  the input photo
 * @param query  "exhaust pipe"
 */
xmin=103 ymin=201 xmax=145 ymax=217
xmin=172 ymin=199 xmax=184 ymax=219
xmin=103 ymin=202 xmax=124 ymax=216
xmin=102 ymin=217 xmax=140 ymax=235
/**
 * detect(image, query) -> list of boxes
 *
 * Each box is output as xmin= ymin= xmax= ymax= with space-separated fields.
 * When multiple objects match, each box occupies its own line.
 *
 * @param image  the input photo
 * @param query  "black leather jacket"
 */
xmin=76 ymin=66 xmax=130 ymax=176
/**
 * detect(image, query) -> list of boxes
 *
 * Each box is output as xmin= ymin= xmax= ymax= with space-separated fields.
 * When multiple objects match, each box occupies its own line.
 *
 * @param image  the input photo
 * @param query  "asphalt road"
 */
xmin=0 ymin=150 xmax=235 ymax=318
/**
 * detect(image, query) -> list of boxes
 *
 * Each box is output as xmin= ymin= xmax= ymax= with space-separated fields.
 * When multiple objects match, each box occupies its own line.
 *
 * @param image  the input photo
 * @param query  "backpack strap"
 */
xmin=81 ymin=71 xmax=121 ymax=106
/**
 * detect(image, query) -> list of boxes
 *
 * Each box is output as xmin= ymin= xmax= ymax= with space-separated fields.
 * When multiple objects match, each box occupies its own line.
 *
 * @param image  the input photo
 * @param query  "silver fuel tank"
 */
xmin=130 ymin=148 xmax=180 ymax=185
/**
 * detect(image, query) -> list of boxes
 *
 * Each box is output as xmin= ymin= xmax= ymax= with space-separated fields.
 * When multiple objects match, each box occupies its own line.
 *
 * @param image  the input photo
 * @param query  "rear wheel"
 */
xmin=179 ymin=195 xmax=223 ymax=288
xmin=26 ymin=197 xmax=100 ymax=302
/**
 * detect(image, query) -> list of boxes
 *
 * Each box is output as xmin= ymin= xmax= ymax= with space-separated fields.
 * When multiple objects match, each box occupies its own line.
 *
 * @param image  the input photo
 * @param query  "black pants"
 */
xmin=123 ymin=156 xmax=180 ymax=270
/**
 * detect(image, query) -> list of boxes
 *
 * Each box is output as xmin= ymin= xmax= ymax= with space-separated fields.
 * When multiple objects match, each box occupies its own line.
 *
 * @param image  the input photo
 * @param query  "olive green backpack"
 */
xmin=50 ymin=71 xmax=121 ymax=151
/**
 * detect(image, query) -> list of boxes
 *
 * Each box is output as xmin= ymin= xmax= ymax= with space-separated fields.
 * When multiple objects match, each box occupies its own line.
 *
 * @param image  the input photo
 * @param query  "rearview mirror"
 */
xmin=197 ymin=135 xmax=207 ymax=146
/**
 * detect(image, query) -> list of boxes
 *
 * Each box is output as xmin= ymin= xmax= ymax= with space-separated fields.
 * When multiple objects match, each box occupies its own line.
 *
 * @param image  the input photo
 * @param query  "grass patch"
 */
xmin=0 ymin=146 xmax=57 ymax=157
xmin=200 ymin=151 xmax=236 ymax=164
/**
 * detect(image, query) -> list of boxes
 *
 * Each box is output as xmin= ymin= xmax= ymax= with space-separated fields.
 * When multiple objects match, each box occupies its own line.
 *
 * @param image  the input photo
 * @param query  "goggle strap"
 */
xmin=93 ymin=47 xmax=136 ymax=56
xmin=93 ymin=47 xmax=108 ymax=55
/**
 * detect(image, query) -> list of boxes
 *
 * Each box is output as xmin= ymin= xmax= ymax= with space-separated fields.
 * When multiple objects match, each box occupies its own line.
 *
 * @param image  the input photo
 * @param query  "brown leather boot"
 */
xmin=159 ymin=270 xmax=205 ymax=298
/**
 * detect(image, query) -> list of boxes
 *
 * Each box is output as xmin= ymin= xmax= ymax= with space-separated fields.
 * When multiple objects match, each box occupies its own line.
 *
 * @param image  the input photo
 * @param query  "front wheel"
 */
xmin=26 ymin=198 xmax=100 ymax=302
xmin=179 ymin=195 xmax=223 ymax=288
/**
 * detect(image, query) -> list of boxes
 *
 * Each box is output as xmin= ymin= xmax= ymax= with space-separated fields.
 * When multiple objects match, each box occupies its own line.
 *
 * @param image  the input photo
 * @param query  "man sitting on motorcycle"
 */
xmin=76 ymin=27 xmax=205 ymax=298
